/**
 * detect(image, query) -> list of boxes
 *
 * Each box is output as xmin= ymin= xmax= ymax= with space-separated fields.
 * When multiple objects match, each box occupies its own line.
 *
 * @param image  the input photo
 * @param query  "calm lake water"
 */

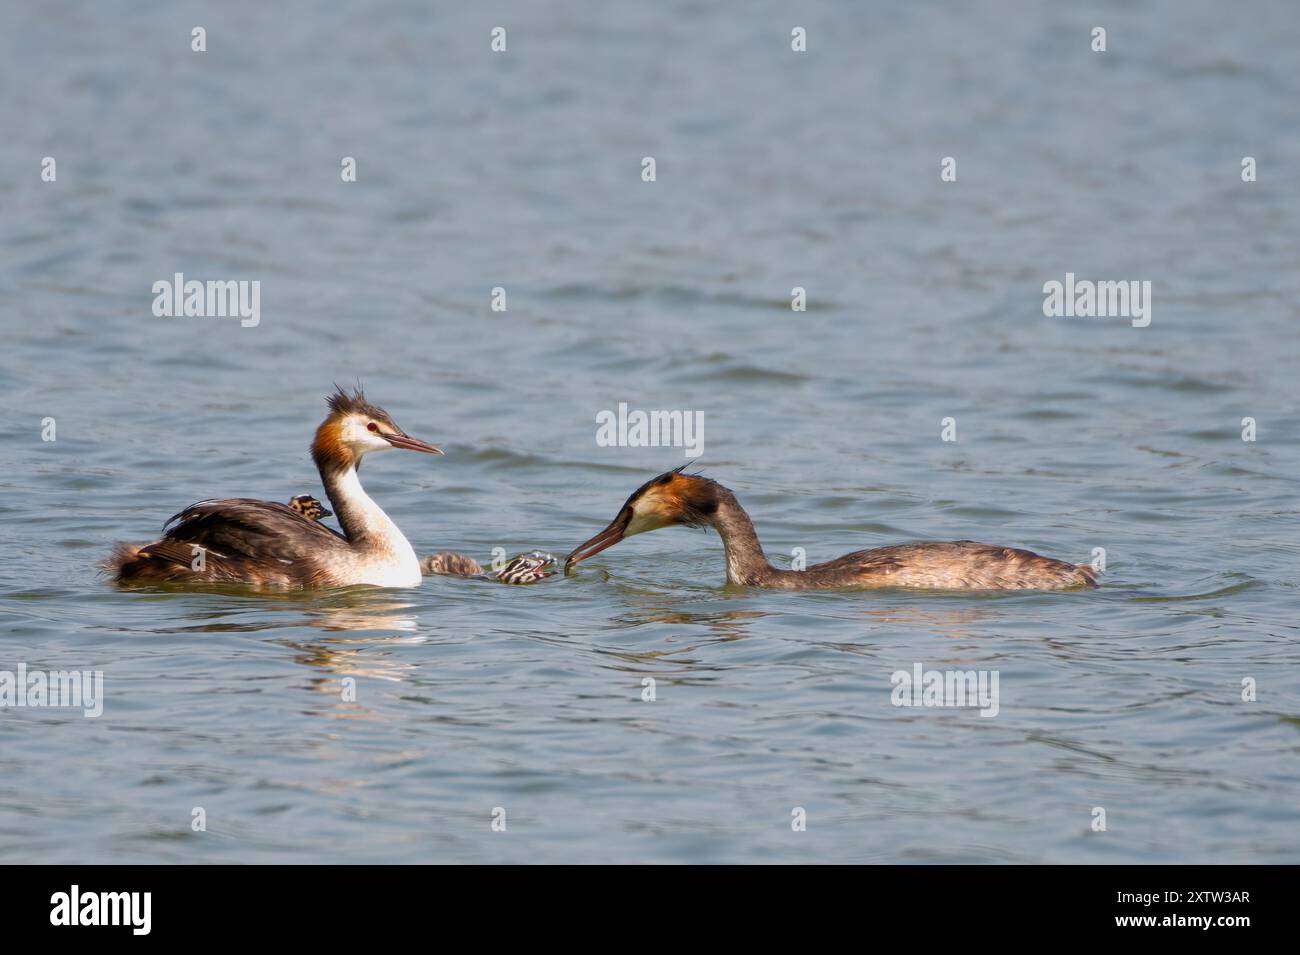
xmin=2 ymin=1 xmax=1299 ymax=863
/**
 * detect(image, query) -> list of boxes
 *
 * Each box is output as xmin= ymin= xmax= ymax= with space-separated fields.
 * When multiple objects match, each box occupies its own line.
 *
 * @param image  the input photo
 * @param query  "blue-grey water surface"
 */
xmin=2 ymin=1 xmax=1299 ymax=863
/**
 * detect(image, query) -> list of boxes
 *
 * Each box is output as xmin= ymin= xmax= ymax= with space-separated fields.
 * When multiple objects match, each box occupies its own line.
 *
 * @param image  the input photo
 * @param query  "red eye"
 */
xmin=367 ymin=422 xmax=378 ymax=432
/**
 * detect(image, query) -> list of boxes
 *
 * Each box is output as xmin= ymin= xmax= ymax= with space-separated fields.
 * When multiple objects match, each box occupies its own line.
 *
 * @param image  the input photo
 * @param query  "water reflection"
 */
xmin=277 ymin=592 xmax=426 ymax=693
xmin=590 ymin=607 xmax=766 ymax=685
xmin=301 ymin=595 xmax=421 ymax=634
xmin=856 ymin=604 xmax=1000 ymax=637
xmin=277 ymin=634 xmax=420 ymax=688
xmin=147 ymin=589 xmax=430 ymax=692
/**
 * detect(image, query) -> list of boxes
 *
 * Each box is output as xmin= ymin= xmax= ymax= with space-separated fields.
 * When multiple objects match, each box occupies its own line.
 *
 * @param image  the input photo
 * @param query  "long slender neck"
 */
xmin=320 ymin=460 xmax=413 ymax=558
xmin=709 ymin=491 xmax=795 ymax=586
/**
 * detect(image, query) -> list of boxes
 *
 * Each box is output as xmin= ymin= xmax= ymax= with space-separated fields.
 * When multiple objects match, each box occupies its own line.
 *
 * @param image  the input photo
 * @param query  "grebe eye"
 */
xmin=367 ymin=422 xmax=379 ymax=432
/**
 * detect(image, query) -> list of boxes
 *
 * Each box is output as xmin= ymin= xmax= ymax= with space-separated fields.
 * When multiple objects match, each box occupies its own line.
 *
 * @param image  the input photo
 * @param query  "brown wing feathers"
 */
xmin=107 ymin=498 xmax=345 ymax=587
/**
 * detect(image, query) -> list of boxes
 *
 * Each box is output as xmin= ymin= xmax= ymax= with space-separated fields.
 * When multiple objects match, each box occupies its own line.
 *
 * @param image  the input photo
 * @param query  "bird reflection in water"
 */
xmin=274 ymin=593 xmax=426 ymax=704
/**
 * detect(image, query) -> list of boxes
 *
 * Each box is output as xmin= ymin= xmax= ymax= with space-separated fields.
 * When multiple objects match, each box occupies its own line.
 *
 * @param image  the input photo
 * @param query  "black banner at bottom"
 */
xmin=0 ymin=864 xmax=1283 ymax=940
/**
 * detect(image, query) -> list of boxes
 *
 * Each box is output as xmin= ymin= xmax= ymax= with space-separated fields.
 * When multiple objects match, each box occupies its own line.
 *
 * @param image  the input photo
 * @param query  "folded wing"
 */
xmin=108 ymin=498 xmax=349 ymax=587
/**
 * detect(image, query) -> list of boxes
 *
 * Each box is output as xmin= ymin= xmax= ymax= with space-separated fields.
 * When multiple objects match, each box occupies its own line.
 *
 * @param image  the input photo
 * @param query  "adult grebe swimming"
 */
xmin=565 ymin=467 xmax=1098 ymax=590
xmin=107 ymin=388 xmax=442 ymax=589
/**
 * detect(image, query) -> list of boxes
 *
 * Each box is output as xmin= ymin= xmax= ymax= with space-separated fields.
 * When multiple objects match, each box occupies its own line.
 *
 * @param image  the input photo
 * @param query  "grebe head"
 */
xmin=311 ymin=386 xmax=443 ymax=473
xmin=288 ymin=494 xmax=331 ymax=520
xmin=565 ymin=465 xmax=722 ymax=569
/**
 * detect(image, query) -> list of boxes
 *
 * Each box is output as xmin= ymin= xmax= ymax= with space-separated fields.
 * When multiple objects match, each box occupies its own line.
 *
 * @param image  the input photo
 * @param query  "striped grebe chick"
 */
xmin=285 ymin=492 xmax=555 ymax=584
xmin=565 ymin=467 xmax=1098 ymax=591
xmin=107 ymin=388 xmax=442 ymax=589
xmin=422 ymin=550 xmax=556 ymax=585
xmin=287 ymin=494 xmax=331 ymax=521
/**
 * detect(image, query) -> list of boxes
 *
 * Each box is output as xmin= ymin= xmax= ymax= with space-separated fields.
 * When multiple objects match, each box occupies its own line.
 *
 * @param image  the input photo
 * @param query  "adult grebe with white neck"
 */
xmin=107 ymin=388 xmax=441 ymax=589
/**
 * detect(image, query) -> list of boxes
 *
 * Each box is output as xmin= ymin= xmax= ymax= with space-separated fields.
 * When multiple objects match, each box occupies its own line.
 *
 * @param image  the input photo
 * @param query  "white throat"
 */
xmin=325 ymin=464 xmax=421 ymax=587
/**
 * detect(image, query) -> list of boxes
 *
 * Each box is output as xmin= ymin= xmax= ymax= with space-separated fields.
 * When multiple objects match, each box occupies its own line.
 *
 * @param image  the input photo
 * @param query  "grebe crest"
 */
xmin=311 ymin=388 xmax=441 ymax=476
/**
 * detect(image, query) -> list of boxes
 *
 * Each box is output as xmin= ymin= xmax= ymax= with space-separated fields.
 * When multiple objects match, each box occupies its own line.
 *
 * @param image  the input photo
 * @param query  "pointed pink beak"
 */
xmin=383 ymin=431 xmax=443 ymax=454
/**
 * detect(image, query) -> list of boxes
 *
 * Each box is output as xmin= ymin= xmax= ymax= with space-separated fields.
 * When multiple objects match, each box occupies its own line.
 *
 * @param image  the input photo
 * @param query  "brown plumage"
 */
xmin=106 ymin=498 xmax=350 ymax=588
xmin=105 ymin=387 xmax=442 ymax=590
xmin=565 ymin=468 xmax=1098 ymax=591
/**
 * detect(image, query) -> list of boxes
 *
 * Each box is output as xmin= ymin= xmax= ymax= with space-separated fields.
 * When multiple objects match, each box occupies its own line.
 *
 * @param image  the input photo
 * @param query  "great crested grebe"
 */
xmin=565 ymin=467 xmax=1099 ymax=591
xmin=107 ymin=388 xmax=442 ymax=589
xmin=285 ymin=492 xmax=555 ymax=584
